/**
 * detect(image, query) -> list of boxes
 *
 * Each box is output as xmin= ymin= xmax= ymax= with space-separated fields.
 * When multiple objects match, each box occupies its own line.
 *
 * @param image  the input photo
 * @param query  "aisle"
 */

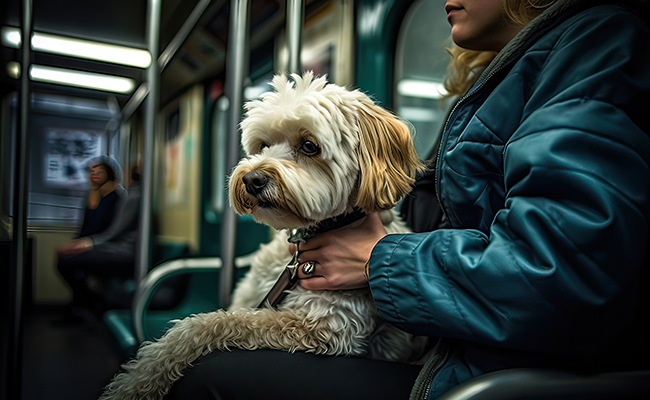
xmin=21 ymin=307 xmax=122 ymax=400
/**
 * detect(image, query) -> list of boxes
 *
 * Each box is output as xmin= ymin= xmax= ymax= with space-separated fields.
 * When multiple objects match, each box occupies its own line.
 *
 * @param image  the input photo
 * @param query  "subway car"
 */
xmin=1 ymin=0 xmax=649 ymax=399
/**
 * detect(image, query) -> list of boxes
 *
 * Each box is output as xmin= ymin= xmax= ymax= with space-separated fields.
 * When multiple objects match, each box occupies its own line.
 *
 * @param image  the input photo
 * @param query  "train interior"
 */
xmin=0 ymin=0 xmax=452 ymax=398
xmin=1 ymin=0 xmax=648 ymax=399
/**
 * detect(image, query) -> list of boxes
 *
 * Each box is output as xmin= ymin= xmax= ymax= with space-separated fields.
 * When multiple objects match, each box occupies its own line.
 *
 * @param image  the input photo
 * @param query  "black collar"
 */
xmin=288 ymin=208 xmax=367 ymax=244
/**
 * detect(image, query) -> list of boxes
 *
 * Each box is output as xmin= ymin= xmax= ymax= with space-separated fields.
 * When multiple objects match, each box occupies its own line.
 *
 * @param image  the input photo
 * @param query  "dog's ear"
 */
xmin=355 ymin=101 xmax=425 ymax=212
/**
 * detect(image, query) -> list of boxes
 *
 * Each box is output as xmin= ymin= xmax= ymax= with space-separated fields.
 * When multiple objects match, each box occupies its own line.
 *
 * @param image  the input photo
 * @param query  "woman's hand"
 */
xmin=292 ymin=212 xmax=387 ymax=291
xmin=57 ymin=238 xmax=94 ymax=256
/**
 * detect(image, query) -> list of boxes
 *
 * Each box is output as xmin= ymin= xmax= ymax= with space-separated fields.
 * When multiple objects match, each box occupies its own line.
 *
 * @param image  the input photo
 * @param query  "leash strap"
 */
xmin=257 ymin=209 xmax=367 ymax=309
xmin=258 ymin=245 xmax=301 ymax=309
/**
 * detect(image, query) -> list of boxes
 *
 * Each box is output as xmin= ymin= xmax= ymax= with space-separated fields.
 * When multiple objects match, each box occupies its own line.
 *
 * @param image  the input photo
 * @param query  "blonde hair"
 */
xmin=444 ymin=0 xmax=556 ymax=97
xmin=503 ymin=0 xmax=556 ymax=25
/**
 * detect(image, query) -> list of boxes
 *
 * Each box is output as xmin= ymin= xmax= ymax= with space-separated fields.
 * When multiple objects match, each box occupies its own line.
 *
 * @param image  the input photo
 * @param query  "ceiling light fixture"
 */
xmin=7 ymin=61 xmax=21 ymax=79
xmin=29 ymin=65 xmax=136 ymax=94
xmin=2 ymin=26 xmax=152 ymax=68
xmin=397 ymin=79 xmax=448 ymax=100
xmin=1 ymin=26 xmax=21 ymax=47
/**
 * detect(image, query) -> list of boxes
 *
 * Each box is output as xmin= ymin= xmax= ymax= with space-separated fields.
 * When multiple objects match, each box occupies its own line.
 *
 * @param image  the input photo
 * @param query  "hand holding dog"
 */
xmin=293 ymin=212 xmax=387 ymax=291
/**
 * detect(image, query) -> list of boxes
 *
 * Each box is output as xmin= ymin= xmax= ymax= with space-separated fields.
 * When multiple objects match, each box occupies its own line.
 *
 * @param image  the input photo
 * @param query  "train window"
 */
xmin=211 ymin=95 xmax=229 ymax=214
xmin=394 ymin=0 xmax=453 ymax=160
xmin=210 ymin=75 xmax=274 ymax=215
xmin=4 ymin=94 xmax=116 ymax=228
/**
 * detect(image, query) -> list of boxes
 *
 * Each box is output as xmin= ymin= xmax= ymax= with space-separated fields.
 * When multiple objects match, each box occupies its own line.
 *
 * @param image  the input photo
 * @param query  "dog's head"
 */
xmin=228 ymin=72 xmax=424 ymax=230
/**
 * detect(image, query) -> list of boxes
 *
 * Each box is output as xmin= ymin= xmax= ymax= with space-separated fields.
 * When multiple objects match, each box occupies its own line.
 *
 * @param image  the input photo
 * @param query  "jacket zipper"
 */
xmin=434 ymin=61 xmax=512 ymax=223
xmin=410 ymin=339 xmax=452 ymax=400
xmin=434 ymin=4 xmax=565 ymax=211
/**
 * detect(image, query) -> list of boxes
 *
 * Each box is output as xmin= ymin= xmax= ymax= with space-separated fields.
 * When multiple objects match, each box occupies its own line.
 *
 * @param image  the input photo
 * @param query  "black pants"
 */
xmin=165 ymin=349 xmax=422 ymax=400
xmin=57 ymin=244 xmax=134 ymax=311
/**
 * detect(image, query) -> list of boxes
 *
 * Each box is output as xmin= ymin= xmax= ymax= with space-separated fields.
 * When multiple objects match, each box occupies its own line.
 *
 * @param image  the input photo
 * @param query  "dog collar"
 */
xmin=259 ymin=207 xmax=367 ymax=309
xmin=288 ymin=207 xmax=367 ymax=244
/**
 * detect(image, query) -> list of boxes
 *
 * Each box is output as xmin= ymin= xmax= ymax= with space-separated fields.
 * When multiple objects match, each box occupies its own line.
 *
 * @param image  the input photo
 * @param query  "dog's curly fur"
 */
xmin=100 ymin=72 xmax=427 ymax=400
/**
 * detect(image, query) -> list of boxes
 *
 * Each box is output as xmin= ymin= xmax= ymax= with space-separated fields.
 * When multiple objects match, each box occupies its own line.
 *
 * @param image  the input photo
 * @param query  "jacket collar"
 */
xmin=287 ymin=208 xmax=367 ymax=244
xmin=477 ymin=0 xmax=650 ymax=90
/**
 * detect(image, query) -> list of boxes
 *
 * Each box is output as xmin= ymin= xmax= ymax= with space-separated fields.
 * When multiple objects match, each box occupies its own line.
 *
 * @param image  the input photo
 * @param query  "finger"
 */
xmin=298 ymin=276 xmax=329 ymax=291
xmin=301 ymin=261 xmax=315 ymax=275
xmin=288 ymin=243 xmax=297 ymax=255
xmin=297 ymin=248 xmax=322 ymax=265
xmin=296 ymin=236 xmax=325 ymax=251
xmin=296 ymin=261 xmax=318 ymax=279
xmin=289 ymin=239 xmax=320 ymax=255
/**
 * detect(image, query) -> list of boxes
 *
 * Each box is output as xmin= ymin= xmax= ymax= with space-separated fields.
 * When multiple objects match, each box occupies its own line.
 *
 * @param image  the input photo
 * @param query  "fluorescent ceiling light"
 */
xmin=2 ymin=26 xmax=151 ymax=68
xmin=30 ymin=65 xmax=136 ymax=94
xmin=1 ymin=26 xmax=21 ymax=47
xmin=398 ymin=107 xmax=438 ymax=122
xmin=397 ymin=79 xmax=448 ymax=100
xmin=7 ymin=61 xmax=20 ymax=79
xmin=244 ymin=84 xmax=270 ymax=100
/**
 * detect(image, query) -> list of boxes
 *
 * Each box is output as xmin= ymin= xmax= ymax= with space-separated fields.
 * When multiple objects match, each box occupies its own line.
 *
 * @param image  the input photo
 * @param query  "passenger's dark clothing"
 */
xmin=57 ymin=247 xmax=134 ymax=313
xmin=370 ymin=1 xmax=650 ymax=398
xmin=88 ymin=185 xmax=140 ymax=251
xmin=78 ymin=190 xmax=120 ymax=237
xmin=57 ymin=186 xmax=139 ymax=313
xmin=165 ymin=349 xmax=421 ymax=400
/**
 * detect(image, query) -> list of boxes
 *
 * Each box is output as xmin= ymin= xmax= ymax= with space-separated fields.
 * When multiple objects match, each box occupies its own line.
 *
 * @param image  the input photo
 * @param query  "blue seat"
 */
xmin=92 ymin=242 xmax=191 ymax=313
xmin=103 ymin=254 xmax=255 ymax=356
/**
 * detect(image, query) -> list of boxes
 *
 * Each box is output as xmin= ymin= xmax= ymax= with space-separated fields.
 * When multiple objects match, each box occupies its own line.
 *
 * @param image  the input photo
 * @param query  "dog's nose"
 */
xmin=242 ymin=171 xmax=268 ymax=195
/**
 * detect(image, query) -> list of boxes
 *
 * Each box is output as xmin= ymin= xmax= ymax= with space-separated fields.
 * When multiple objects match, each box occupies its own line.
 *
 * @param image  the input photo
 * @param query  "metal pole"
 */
xmin=219 ymin=0 xmax=250 ymax=308
xmin=286 ymin=0 xmax=304 ymax=74
xmin=158 ymin=0 xmax=216 ymax=71
xmin=121 ymin=1 xmax=226 ymax=123
xmin=136 ymin=0 xmax=161 ymax=284
xmin=7 ymin=1 xmax=32 ymax=399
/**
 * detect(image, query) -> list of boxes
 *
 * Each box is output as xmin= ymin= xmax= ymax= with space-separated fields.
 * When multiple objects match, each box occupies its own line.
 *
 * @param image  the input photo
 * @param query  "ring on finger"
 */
xmin=301 ymin=261 xmax=316 ymax=275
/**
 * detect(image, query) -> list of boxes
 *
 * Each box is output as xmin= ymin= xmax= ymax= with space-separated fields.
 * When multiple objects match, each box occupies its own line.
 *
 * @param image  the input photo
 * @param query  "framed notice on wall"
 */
xmin=44 ymin=128 xmax=104 ymax=190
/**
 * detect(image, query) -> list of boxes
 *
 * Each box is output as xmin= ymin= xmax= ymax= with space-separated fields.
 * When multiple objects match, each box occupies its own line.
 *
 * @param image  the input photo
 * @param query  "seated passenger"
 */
xmin=54 ymin=157 xmax=129 ymax=325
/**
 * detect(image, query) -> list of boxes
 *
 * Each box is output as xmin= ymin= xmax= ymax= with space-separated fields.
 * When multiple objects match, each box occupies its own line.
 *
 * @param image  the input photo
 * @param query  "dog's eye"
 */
xmin=259 ymin=142 xmax=269 ymax=152
xmin=299 ymin=140 xmax=320 ymax=156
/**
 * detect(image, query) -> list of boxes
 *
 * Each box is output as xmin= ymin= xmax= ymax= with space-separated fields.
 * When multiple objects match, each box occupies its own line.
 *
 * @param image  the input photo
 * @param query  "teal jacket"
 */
xmin=368 ymin=1 xmax=650 ymax=398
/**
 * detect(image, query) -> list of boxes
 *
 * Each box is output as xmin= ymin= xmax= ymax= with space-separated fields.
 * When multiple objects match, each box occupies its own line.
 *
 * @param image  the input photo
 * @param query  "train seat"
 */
xmin=436 ymin=368 xmax=650 ymax=400
xmin=86 ymin=242 xmax=190 ymax=313
xmin=103 ymin=254 xmax=254 ymax=357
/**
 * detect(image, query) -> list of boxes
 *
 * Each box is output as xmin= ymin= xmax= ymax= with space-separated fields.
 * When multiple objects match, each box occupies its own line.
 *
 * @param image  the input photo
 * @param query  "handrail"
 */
xmin=136 ymin=0 xmax=161 ymax=285
xmin=6 ymin=1 xmax=33 ymax=398
xmin=133 ymin=257 xmax=223 ymax=342
xmin=219 ymin=0 xmax=250 ymax=309
xmin=120 ymin=0 xmax=222 ymax=123
xmin=158 ymin=0 xmax=220 ymax=71
xmin=286 ymin=0 xmax=304 ymax=74
xmin=133 ymin=254 xmax=255 ymax=343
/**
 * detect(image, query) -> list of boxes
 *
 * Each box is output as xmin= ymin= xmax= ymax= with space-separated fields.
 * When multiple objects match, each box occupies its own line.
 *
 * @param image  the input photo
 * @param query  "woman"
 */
xmin=55 ymin=156 xmax=127 ymax=324
xmin=168 ymin=0 xmax=650 ymax=398
xmin=57 ymin=159 xmax=129 ymax=256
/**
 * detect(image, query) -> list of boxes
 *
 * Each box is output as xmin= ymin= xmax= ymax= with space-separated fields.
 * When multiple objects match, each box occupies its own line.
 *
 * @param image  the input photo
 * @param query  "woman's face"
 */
xmin=90 ymin=166 xmax=109 ymax=186
xmin=445 ymin=0 xmax=523 ymax=51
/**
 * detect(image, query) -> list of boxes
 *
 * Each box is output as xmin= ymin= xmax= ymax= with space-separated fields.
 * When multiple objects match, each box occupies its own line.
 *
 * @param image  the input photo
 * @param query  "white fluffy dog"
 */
xmin=100 ymin=72 xmax=427 ymax=400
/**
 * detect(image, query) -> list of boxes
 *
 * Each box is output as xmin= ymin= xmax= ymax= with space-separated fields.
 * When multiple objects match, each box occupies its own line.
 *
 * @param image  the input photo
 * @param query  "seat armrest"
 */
xmin=436 ymin=368 xmax=650 ymax=400
xmin=133 ymin=257 xmax=220 ymax=342
xmin=132 ymin=254 xmax=255 ymax=343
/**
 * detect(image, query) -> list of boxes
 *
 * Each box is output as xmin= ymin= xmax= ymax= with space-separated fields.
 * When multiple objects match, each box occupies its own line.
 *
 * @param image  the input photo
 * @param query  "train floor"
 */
xmin=20 ymin=305 xmax=123 ymax=400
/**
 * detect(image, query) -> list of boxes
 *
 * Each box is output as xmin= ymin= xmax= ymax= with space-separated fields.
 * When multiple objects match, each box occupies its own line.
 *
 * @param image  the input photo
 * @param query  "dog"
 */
xmin=100 ymin=72 xmax=427 ymax=400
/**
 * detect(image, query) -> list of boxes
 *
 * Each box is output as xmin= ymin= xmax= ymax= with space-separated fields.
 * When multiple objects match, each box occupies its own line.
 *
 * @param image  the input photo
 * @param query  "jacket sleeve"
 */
xmin=369 ymin=6 xmax=650 ymax=356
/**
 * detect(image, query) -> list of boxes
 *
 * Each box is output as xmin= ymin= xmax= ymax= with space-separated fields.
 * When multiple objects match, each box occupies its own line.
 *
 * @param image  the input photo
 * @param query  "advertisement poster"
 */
xmin=44 ymin=128 xmax=103 ymax=190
